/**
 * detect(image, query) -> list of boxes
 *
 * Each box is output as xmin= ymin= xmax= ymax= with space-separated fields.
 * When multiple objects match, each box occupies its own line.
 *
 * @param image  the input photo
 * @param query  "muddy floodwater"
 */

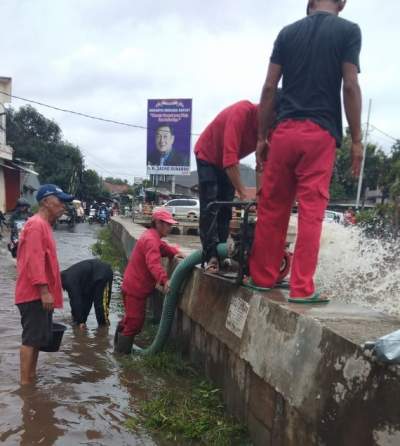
xmin=0 ymin=223 xmax=174 ymax=446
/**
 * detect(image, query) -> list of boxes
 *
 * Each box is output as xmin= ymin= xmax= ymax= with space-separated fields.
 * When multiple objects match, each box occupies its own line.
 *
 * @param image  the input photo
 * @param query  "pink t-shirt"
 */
xmin=15 ymin=214 xmax=63 ymax=308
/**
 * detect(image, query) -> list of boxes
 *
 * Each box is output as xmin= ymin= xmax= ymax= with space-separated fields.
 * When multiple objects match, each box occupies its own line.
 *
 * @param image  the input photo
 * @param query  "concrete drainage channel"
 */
xmin=110 ymin=216 xmax=400 ymax=446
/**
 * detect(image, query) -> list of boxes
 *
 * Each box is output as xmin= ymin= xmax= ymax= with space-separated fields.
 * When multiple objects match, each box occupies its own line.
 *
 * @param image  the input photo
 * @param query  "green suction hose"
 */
xmin=132 ymin=243 xmax=228 ymax=355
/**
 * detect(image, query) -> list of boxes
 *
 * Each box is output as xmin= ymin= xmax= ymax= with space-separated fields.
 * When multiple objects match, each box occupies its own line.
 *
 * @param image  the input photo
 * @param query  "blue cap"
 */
xmin=36 ymin=184 xmax=74 ymax=203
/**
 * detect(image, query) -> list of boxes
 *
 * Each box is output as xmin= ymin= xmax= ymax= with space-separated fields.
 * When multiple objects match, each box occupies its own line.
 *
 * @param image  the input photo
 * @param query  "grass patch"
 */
xmin=91 ymin=226 xmax=127 ymax=272
xmin=126 ymin=379 xmax=250 ymax=445
xmin=123 ymin=350 xmax=251 ymax=445
xmin=120 ymin=348 xmax=196 ymax=377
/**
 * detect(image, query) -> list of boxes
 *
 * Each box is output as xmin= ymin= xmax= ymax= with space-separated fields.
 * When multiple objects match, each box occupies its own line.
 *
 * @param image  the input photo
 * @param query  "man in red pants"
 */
xmin=115 ymin=209 xmax=184 ymax=353
xmin=249 ymin=0 xmax=363 ymax=303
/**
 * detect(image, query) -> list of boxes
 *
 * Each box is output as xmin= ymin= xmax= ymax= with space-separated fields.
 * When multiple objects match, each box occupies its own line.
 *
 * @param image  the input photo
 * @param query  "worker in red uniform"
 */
xmin=248 ymin=0 xmax=363 ymax=303
xmin=194 ymin=100 xmax=259 ymax=273
xmin=195 ymin=98 xmax=281 ymax=273
xmin=114 ymin=209 xmax=184 ymax=354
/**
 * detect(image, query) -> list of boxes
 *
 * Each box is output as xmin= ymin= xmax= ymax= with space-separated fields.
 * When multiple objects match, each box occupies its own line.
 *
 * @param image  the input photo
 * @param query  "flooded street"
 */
xmin=0 ymin=223 xmax=163 ymax=446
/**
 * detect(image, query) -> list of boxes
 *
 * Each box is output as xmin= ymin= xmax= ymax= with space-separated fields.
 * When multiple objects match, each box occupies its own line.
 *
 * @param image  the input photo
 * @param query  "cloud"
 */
xmin=1 ymin=0 xmax=399 ymax=181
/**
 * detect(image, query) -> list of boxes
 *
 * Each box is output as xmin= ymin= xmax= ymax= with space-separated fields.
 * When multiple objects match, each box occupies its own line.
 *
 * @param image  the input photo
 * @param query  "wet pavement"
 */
xmin=0 ymin=223 xmax=164 ymax=446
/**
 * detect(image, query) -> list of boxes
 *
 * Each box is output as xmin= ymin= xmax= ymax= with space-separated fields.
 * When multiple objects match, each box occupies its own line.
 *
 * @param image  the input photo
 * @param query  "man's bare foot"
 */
xmin=205 ymin=257 xmax=219 ymax=274
xmin=79 ymin=323 xmax=86 ymax=330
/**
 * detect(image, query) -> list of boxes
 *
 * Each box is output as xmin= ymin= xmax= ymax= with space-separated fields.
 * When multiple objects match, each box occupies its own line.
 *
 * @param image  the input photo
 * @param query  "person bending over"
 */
xmin=61 ymin=259 xmax=113 ymax=328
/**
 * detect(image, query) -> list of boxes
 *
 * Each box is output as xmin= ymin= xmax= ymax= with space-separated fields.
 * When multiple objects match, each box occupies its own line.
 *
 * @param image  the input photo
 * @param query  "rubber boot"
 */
xmin=114 ymin=332 xmax=134 ymax=354
xmin=113 ymin=323 xmax=123 ymax=349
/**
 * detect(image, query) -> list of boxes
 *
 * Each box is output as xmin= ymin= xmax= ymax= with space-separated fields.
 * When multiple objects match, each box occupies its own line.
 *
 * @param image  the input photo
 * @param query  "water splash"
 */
xmin=316 ymin=222 xmax=400 ymax=317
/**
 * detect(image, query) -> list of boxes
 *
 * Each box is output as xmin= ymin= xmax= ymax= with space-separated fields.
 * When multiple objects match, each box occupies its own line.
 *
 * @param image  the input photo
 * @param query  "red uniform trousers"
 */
xmin=120 ymin=292 xmax=147 ymax=337
xmin=249 ymin=120 xmax=336 ymax=297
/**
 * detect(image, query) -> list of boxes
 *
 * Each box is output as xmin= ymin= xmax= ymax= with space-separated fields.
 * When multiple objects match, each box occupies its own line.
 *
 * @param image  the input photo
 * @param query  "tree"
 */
xmin=330 ymin=131 xmax=388 ymax=201
xmin=77 ymin=169 xmax=103 ymax=202
xmin=6 ymin=105 xmax=84 ymax=193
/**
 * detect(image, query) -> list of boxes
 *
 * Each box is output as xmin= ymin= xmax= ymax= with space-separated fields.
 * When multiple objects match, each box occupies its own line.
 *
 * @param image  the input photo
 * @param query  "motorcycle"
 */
xmin=98 ymin=208 xmax=108 ymax=226
xmin=88 ymin=208 xmax=97 ymax=225
xmin=8 ymin=219 xmax=27 ymax=258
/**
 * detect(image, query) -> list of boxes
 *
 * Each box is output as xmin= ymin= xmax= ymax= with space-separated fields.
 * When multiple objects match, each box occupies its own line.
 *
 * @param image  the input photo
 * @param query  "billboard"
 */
xmin=147 ymin=99 xmax=192 ymax=176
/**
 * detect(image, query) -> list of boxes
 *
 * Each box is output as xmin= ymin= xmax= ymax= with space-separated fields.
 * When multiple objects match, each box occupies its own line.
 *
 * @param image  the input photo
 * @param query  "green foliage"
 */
xmin=327 ymin=129 xmax=400 ymax=205
xmin=91 ymin=227 xmax=126 ymax=272
xmin=121 ymin=348 xmax=195 ymax=377
xmin=6 ymin=105 xmax=84 ymax=193
xmin=125 ymin=377 xmax=250 ymax=445
xmin=330 ymin=133 xmax=387 ymax=201
xmin=356 ymin=205 xmax=397 ymax=239
xmin=122 ymin=350 xmax=250 ymax=445
xmin=77 ymin=169 xmax=104 ymax=202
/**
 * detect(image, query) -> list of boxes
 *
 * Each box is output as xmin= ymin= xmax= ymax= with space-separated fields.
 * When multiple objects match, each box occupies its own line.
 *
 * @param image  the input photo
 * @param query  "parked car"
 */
xmin=155 ymin=198 xmax=200 ymax=220
xmin=55 ymin=204 xmax=76 ymax=230
xmin=324 ymin=210 xmax=344 ymax=224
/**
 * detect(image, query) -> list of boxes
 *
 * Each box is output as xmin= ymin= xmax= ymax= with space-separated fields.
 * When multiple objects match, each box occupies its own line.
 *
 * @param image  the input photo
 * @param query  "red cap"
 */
xmin=152 ymin=209 xmax=177 ymax=225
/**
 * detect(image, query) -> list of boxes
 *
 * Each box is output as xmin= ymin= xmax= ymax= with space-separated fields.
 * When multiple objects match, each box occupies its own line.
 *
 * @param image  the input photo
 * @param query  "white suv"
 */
xmin=157 ymin=198 xmax=200 ymax=220
xmin=324 ymin=210 xmax=344 ymax=224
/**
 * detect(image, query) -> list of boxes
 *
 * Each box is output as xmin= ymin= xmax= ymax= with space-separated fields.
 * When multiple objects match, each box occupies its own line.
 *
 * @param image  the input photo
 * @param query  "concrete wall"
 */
xmin=110 ymin=217 xmax=400 ymax=446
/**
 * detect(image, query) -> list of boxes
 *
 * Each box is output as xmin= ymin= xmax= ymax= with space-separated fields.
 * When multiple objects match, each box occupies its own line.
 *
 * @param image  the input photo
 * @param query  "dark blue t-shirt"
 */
xmin=270 ymin=12 xmax=362 ymax=147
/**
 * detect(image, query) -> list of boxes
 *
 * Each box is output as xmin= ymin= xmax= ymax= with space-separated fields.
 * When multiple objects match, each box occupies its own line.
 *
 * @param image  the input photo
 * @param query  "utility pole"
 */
xmin=171 ymin=175 xmax=175 ymax=194
xmin=356 ymin=99 xmax=372 ymax=209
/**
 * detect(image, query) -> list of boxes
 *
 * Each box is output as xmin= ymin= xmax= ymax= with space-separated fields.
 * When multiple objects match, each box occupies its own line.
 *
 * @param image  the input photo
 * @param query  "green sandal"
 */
xmin=288 ymin=292 xmax=330 ymax=304
xmin=242 ymin=277 xmax=271 ymax=292
xmin=275 ymin=280 xmax=290 ymax=290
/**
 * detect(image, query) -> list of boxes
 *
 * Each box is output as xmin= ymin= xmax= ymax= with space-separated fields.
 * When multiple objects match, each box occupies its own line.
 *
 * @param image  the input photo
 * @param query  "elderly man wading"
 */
xmin=15 ymin=184 xmax=73 ymax=385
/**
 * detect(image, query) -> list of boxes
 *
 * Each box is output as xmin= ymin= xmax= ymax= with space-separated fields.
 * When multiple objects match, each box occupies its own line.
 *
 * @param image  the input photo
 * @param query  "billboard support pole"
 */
xmin=171 ymin=175 xmax=175 ymax=194
xmin=356 ymin=99 xmax=372 ymax=209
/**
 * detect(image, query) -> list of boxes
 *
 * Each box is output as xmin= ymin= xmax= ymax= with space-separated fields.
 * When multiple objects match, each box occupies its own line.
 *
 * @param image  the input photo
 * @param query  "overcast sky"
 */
xmin=1 ymin=1 xmax=399 ymax=183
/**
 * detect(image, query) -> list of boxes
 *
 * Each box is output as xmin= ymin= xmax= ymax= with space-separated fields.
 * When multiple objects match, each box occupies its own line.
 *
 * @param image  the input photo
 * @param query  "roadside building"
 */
xmin=0 ymin=76 xmax=14 ymax=212
xmin=150 ymin=164 xmax=257 ymax=199
xmin=0 ymin=78 xmax=40 ymax=212
xmin=103 ymin=181 xmax=129 ymax=196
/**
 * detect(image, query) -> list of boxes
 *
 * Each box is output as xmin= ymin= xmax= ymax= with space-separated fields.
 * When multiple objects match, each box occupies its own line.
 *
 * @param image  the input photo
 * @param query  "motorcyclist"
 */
xmin=8 ymin=198 xmax=32 ymax=257
xmin=65 ymin=202 xmax=77 ymax=223
xmin=98 ymin=202 xmax=109 ymax=222
xmin=0 ymin=210 xmax=6 ymax=239
xmin=9 ymin=198 xmax=32 ymax=227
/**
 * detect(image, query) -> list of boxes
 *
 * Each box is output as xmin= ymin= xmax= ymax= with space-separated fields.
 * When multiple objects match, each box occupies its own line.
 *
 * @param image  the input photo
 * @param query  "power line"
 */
xmin=369 ymin=124 xmax=398 ymax=142
xmin=82 ymin=152 xmax=142 ymax=178
xmin=3 ymin=90 xmax=399 ymax=143
xmin=0 ymin=90 xmax=201 ymax=136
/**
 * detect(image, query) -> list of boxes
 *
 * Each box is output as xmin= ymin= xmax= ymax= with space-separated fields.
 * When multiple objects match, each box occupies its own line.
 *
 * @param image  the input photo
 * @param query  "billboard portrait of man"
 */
xmin=146 ymin=99 xmax=192 ymax=175
xmin=147 ymin=125 xmax=187 ymax=167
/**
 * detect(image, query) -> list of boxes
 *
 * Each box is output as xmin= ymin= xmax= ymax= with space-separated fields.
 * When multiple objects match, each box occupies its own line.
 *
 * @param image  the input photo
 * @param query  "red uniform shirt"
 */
xmin=15 ymin=214 xmax=63 ymax=308
xmin=194 ymin=100 xmax=258 ymax=169
xmin=121 ymin=228 xmax=179 ymax=298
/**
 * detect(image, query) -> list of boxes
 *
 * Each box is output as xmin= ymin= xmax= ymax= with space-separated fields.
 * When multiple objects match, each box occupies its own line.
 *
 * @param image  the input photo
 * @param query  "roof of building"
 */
xmin=241 ymin=187 xmax=257 ymax=200
xmin=175 ymin=163 xmax=256 ymax=189
xmin=103 ymin=182 xmax=129 ymax=194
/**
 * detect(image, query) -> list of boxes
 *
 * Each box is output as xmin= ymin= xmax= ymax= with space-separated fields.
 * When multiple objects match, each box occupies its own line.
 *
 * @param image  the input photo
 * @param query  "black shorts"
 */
xmin=17 ymin=300 xmax=53 ymax=348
